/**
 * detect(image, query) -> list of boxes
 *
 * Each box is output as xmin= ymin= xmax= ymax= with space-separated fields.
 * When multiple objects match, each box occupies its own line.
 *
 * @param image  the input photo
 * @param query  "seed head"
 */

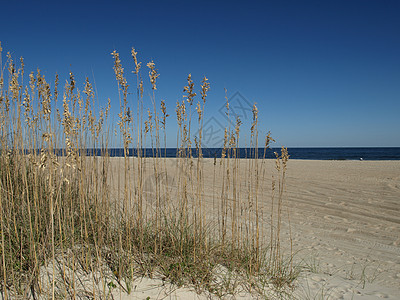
xmin=161 ymin=100 xmax=169 ymax=129
xmin=111 ymin=50 xmax=129 ymax=95
xmin=196 ymin=102 xmax=202 ymax=122
xmin=200 ymin=76 xmax=210 ymax=104
xmin=131 ymin=47 xmax=142 ymax=75
xmin=147 ymin=61 xmax=159 ymax=90
xmin=20 ymin=57 xmax=24 ymax=77
xmin=183 ymin=74 xmax=196 ymax=105
xmin=139 ymin=77 xmax=144 ymax=98
xmin=251 ymin=104 xmax=258 ymax=138
xmin=264 ymin=131 xmax=275 ymax=149
xmin=224 ymin=88 xmax=229 ymax=116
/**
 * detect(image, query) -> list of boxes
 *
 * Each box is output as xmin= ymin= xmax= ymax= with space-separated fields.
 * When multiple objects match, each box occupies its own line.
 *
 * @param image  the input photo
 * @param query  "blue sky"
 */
xmin=1 ymin=0 xmax=399 ymax=147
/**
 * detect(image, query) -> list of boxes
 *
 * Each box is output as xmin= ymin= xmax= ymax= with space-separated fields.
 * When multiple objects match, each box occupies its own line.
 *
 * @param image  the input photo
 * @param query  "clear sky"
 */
xmin=1 ymin=0 xmax=399 ymax=147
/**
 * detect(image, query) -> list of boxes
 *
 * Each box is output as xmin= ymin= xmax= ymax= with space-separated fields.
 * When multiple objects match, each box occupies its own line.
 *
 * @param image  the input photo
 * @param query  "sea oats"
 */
xmin=160 ymin=99 xmax=168 ymax=129
xmin=131 ymin=47 xmax=141 ymax=75
xmin=200 ymin=76 xmax=210 ymax=104
xmin=196 ymin=101 xmax=202 ymax=122
xmin=139 ymin=77 xmax=144 ymax=98
xmin=0 ymin=45 xmax=294 ymax=299
xmin=183 ymin=73 xmax=196 ymax=105
xmin=147 ymin=61 xmax=159 ymax=90
xmin=251 ymin=104 xmax=258 ymax=137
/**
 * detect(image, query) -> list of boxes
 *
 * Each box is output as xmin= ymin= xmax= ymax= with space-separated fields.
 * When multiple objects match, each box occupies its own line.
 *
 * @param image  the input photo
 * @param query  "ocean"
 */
xmin=96 ymin=147 xmax=400 ymax=161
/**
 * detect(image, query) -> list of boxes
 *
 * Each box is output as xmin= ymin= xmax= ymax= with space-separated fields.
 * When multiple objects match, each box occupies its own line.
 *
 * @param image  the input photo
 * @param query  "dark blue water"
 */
xmin=92 ymin=147 xmax=400 ymax=161
xmin=282 ymin=147 xmax=400 ymax=160
xmin=21 ymin=147 xmax=400 ymax=160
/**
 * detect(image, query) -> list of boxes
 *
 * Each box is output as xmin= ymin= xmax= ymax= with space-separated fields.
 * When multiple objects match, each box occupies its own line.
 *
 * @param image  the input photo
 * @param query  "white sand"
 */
xmin=103 ymin=158 xmax=400 ymax=299
xmin=285 ymin=160 xmax=400 ymax=299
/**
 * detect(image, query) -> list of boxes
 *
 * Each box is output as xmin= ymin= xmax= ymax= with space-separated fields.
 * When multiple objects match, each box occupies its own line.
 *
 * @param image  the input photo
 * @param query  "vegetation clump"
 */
xmin=0 ymin=42 xmax=295 ymax=299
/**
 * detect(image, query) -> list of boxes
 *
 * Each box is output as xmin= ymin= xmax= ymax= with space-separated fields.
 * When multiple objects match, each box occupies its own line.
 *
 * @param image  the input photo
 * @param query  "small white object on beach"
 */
xmin=360 ymin=158 xmax=363 ymax=161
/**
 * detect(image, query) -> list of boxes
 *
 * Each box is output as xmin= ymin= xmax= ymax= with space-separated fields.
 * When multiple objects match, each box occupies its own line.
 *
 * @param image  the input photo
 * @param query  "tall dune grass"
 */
xmin=0 ymin=42 xmax=295 ymax=299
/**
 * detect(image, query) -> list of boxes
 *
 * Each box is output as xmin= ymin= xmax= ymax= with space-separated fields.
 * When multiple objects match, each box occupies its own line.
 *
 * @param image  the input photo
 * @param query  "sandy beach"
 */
xmin=282 ymin=160 xmax=400 ymax=299
xmin=103 ymin=158 xmax=400 ymax=299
